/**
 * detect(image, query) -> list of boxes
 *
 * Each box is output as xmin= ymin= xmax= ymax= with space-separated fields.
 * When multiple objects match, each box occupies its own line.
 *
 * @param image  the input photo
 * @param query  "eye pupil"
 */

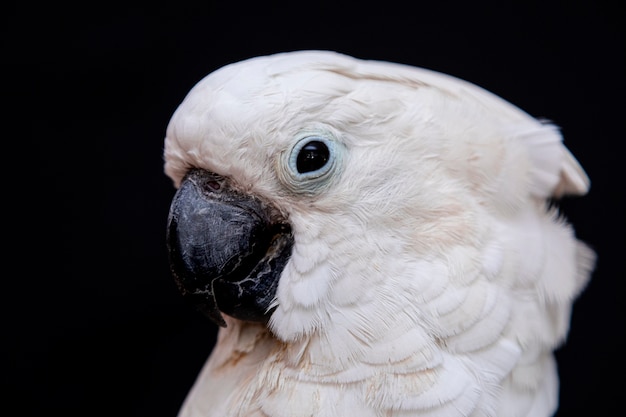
xmin=296 ymin=141 xmax=330 ymax=173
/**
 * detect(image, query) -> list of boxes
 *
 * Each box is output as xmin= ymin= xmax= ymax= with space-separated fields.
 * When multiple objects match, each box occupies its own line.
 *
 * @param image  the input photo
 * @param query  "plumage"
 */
xmin=163 ymin=50 xmax=595 ymax=417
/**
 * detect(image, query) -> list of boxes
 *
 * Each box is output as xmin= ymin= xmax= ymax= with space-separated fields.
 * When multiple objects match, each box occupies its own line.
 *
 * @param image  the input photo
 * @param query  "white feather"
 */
xmin=164 ymin=50 xmax=595 ymax=416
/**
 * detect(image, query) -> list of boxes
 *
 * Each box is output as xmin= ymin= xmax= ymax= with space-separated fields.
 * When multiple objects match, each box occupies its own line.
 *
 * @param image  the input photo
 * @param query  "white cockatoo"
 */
xmin=164 ymin=50 xmax=595 ymax=417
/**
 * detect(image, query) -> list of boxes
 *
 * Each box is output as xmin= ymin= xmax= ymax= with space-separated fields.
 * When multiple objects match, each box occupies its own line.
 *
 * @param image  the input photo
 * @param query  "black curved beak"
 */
xmin=166 ymin=169 xmax=293 ymax=327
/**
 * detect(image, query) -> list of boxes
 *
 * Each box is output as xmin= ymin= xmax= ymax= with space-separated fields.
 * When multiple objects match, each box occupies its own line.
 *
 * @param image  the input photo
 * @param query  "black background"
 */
xmin=6 ymin=2 xmax=624 ymax=416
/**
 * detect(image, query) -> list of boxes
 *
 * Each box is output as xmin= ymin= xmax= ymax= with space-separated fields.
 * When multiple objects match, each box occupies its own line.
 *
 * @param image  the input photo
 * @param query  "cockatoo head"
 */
xmin=164 ymin=50 xmax=591 ymax=345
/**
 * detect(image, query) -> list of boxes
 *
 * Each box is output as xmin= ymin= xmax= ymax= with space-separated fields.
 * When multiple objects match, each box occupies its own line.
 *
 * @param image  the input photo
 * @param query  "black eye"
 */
xmin=296 ymin=141 xmax=330 ymax=173
xmin=283 ymin=134 xmax=339 ymax=190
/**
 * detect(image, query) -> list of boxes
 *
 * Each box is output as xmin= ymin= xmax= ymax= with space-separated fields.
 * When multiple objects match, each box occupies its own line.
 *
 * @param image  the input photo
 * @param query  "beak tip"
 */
xmin=192 ymin=292 xmax=229 ymax=328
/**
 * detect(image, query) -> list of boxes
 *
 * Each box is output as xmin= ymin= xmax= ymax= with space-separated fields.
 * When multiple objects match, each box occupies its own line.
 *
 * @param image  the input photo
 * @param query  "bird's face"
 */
xmin=164 ymin=52 xmax=527 ymax=343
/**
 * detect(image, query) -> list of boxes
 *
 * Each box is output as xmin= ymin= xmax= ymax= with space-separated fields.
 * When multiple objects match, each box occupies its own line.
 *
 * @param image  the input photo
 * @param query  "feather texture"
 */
xmin=164 ymin=50 xmax=595 ymax=416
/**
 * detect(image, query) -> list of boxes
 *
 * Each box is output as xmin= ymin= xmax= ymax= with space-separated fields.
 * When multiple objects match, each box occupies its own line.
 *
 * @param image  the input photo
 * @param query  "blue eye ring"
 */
xmin=288 ymin=135 xmax=337 ymax=181
xmin=278 ymin=130 xmax=342 ymax=194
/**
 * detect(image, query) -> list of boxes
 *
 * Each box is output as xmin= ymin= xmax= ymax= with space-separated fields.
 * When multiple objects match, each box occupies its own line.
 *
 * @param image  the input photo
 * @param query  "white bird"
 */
xmin=164 ymin=50 xmax=595 ymax=417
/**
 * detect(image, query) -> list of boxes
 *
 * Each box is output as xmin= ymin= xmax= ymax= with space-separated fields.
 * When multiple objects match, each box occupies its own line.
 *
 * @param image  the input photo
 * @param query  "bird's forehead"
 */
xmin=167 ymin=54 xmax=420 ymax=146
xmin=162 ymin=55 xmax=347 ymax=186
xmin=180 ymin=56 xmax=357 ymax=120
xmin=165 ymin=56 xmax=361 ymax=167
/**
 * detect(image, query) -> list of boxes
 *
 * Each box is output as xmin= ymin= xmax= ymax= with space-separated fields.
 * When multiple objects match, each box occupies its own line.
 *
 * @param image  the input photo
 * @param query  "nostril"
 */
xmin=206 ymin=180 xmax=221 ymax=191
xmin=184 ymin=169 xmax=224 ymax=192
